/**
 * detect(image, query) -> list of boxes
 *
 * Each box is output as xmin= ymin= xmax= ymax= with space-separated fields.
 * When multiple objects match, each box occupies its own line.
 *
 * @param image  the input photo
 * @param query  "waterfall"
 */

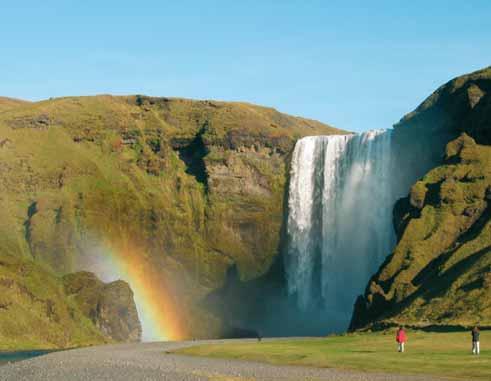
xmin=285 ymin=129 xmax=396 ymax=330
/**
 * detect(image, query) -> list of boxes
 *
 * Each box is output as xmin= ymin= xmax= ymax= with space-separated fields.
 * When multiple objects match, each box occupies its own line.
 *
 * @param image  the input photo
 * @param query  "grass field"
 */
xmin=176 ymin=331 xmax=490 ymax=380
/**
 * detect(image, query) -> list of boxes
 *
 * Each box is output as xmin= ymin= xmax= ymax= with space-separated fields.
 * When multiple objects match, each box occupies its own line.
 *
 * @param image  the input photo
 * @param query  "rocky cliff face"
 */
xmin=351 ymin=67 xmax=491 ymax=330
xmin=0 ymin=95 xmax=343 ymax=341
xmin=63 ymin=272 xmax=141 ymax=342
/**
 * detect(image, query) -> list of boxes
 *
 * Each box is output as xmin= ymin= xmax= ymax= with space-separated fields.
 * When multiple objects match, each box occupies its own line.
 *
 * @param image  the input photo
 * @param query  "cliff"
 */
xmin=0 ymin=95 xmax=343 ymax=341
xmin=351 ymin=67 xmax=491 ymax=330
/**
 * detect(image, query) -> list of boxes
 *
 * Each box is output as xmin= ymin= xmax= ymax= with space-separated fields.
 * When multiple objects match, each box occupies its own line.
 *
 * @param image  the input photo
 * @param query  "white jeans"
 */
xmin=472 ymin=341 xmax=480 ymax=355
xmin=398 ymin=342 xmax=405 ymax=352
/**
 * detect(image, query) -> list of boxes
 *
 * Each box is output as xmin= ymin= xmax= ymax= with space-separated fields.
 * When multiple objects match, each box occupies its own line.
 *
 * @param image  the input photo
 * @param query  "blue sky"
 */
xmin=1 ymin=1 xmax=490 ymax=132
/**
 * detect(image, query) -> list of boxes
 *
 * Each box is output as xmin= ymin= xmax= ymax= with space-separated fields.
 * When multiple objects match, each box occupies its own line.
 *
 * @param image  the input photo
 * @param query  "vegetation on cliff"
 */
xmin=352 ymin=67 xmax=491 ymax=330
xmin=0 ymin=95 xmax=343 ymax=342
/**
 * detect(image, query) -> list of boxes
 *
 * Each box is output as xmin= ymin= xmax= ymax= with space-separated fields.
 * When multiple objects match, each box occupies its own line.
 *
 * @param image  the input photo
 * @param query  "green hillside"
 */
xmin=352 ymin=67 xmax=491 ymax=330
xmin=0 ymin=95 xmax=343 ymax=342
xmin=0 ymin=97 xmax=30 ymax=113
xmin=0 ymin=253 xmax=107 ymax=350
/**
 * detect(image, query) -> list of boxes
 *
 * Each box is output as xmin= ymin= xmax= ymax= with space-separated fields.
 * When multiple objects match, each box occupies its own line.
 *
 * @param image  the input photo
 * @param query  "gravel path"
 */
xmin=0 ymin=339 xmax=455 ymax=381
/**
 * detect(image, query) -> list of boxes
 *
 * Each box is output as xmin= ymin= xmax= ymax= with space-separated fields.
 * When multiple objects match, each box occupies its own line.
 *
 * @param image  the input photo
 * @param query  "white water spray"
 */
xmin=286 ymin=130 xmax=397 ymax=329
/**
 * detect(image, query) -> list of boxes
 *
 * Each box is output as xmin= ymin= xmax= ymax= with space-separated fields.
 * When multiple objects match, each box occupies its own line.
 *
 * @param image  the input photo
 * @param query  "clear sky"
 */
xmin=1 ymin=1 xmax=490 ymax=132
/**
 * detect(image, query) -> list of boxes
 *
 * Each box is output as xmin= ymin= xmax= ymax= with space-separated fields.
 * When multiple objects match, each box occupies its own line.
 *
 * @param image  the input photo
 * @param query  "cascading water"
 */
xmin=286 ymin=129 xmax=398 ymax=330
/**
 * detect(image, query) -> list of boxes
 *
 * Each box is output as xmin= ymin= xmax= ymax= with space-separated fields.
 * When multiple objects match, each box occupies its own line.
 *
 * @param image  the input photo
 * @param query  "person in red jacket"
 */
xmin=396 ymin=326 xmax=407 ymax=352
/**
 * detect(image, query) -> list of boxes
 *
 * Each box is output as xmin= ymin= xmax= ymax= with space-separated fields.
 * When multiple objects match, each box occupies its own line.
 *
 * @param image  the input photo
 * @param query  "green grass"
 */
xmin=176 ymin=331 xmax=491 ymax=380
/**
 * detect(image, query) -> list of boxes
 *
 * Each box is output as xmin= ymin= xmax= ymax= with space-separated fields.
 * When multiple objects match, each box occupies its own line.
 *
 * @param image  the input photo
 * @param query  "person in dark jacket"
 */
xmin=472 ymin=326 xmax=480 ymax=355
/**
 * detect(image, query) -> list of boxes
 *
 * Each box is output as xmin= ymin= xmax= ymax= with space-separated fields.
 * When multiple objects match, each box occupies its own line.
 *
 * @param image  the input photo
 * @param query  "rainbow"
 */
xmin=85 ymin=241 xmax=185 ymax=341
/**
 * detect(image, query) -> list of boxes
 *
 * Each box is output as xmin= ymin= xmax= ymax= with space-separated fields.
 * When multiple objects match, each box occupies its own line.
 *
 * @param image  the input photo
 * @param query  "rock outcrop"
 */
xmin=0 ymin=253 xmax=107 ymax=350
xmin=63 ymin=272 xmax=141 ymax=342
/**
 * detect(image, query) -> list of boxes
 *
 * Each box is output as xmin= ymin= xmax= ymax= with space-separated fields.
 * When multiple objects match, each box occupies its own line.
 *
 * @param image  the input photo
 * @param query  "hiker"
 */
xmin=472 ymin=326 xmax=480 ymax=355
xmin=396 ymin=326 xmax=407 ymax=353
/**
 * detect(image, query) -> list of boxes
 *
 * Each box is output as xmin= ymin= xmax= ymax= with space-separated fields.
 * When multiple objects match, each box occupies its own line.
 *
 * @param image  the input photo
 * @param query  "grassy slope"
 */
xmin=177 ymin=331 xmax=491 ymax=380
xmin=356 ymin=136 xmax=491 ymax=328
xmin=0 ymin=95 xmax=344 ymax=340
xmin=0 ymin=253 xmax=107 ymax=350
xmin=352 ymin=67 xmax=491 ymax=330
xmin=0 ymin=97 xmax=30 ymax=113
xmin=390 ymin=137 xmax=490 ymax=325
